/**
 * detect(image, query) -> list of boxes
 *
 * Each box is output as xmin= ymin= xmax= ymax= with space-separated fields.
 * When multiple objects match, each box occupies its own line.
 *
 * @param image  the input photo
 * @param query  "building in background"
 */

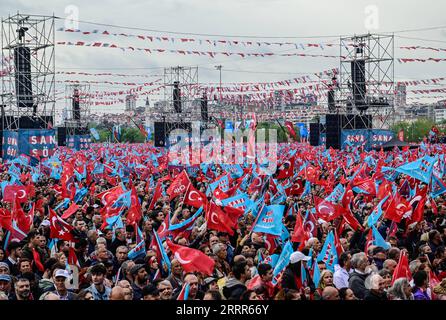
xmin=125 ymin=94 xmax=137 ymax=112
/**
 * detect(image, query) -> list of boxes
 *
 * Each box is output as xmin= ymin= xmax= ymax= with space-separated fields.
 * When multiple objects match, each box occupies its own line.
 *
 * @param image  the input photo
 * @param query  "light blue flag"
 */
xmin=272 ymin=241 xmax=293 ymax=285
xmin=313 ymin=261 xmax=321 ymax=288
xmin=263 ymin=254 xmax=280 ymax=268
xmin=90 ymin=128 xmax=100 ymax=140
xmin=300 ymin=181 xmax=311 ymax=199
xmin=128 ymin=225 xmax=146 ymax=260
xmin=367 ymin=195 xmax=389 ymax=227
xmin=316 ymin=231 xmax=338 ymax=272
xmin=372 ymin=225 xmax=390 ymax=250
xmin=252 ymin=205 xmax=285 ymax=236
xmin=221 ymin=193 xmax=253 ymax=213
xmin=325 ymin=183 xmax=345 ymax=203
xmin=111 ymin=190 xmax=132 ymax=209
xmin=168 ymin=206 xmax=203 ymax=231
xmin=431 ymin=174 xmax=446 ymax=198
xmin=393 ymin=155 xmax=437 ymax=184
xmin=54 ymin=198 xmax=71 ymax=211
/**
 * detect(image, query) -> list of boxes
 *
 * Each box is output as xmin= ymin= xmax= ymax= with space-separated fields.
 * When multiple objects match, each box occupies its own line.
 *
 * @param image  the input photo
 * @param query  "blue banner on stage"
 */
xmin=66 ymin=135 xmax=92 ymax=150
xmin=341 ymin=129 xmax=393 ymax=150
xmin=2 ymin=131 xmax=19 ymax=160
xmin=18 ymin=129 xmax=56 ymax=159
xmin=369 ymin=130 xmax=394 ymax=149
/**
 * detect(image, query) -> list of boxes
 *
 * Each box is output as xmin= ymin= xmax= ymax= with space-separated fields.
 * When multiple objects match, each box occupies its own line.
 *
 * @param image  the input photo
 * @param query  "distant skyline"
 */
xmin=1 ymin=0 xmax=446 ymax=115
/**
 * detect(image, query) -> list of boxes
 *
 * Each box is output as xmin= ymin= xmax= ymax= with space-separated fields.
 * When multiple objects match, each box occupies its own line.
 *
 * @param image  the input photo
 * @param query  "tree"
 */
xmin=391 ymin=118 xmax=435 ymax=142
xmin=121 ymin=127 xmax=145 ymax=143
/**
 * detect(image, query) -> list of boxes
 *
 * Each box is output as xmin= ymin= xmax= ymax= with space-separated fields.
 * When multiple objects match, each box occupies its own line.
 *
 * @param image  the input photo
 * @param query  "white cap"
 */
xmin=54 ymin=269 xmax=70 ymax=278
xmin=92 ymin=204 xmax=99 ymax=208
xmin=40 ymin=220 xmax=50 ymax=227
xmin=290 ymin=251 xmax=311 ymax=264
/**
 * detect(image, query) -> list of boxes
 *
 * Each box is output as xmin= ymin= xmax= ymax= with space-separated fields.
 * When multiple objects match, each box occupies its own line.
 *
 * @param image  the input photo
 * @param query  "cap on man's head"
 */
xmin=54 ymin=269 xmax=70 ymax=279
xmin=130 ymin=264 xmax=146 ymax=276
xmin=40 ymin=220 xmax=50 ymax=227
xmin=0 ymin=274 xmax=11 ymax=283
xmin=90 ymin=263 xmax=107 ymax=275
xmin=0 ymin=262 xmax=10 ymax=272
xmin=204 ymin=277 xmax=217 ymax=285
xmin=290 ymin=251 xmax=311 ymax=264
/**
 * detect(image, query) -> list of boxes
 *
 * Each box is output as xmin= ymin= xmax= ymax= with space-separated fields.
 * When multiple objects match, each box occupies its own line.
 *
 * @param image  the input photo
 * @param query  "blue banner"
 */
xmin=18 ymin=129 xmax=56 ymax=159
xmin=2 ymin=131 xmax=19 ymax=160
xmin=370 ymin=130 xmax=394 ymax=149
xmin=341 ymin=129 xmax=394 ymax=150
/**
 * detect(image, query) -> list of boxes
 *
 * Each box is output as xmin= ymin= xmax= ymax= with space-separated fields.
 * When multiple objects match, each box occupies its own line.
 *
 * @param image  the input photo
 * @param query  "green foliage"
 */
xmin=121 ymin=127 xmax=146 ymax=143
xmin=391 ymin=118 xmax=435 ymax=142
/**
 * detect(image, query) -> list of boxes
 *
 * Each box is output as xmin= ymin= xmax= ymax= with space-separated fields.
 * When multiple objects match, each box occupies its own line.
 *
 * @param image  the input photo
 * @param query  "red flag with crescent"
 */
xmin=166 ymin=239 xmax=215 ymax=275
xmin=49 ymin=208 xmax=75 ymax=241
xmin=184 ymin=185 xmax=208 ymax=208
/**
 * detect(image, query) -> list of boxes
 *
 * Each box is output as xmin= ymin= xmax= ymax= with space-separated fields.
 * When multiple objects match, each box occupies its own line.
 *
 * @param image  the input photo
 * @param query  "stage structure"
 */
xmin=337 ymin=33 xmax=394 ymax=129
xmin=64 ymin=83 xmax=91 ymax=136
xmin=1 ymin=13 xmax=55 ymax=130
xmin=163 ymin=66 xmax=200 ymax=123
xmin=1 ymin=13 xmax=57 ymax=159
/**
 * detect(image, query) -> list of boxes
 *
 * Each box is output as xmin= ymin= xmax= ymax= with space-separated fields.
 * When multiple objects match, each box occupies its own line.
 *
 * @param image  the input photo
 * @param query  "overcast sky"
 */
xmin=2 ymin=0 xmax=446 ymax=115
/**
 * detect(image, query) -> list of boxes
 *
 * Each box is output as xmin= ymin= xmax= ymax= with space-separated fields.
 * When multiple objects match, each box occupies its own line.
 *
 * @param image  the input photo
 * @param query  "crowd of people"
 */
xmin=0 ymin=140 xmax=446 ymax=301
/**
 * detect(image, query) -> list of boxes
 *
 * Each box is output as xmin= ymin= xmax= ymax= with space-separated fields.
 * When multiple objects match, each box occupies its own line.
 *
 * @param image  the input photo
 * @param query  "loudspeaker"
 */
xmin=173 ymin=81 xmax=182 ymax=113
xmin=154 ymin=122 xmax=166 ymax=147
xmin=327 ymin=89 xmax=335 ymax=112
xmin=14 ymin=46 xmax=33 ymax=108
xmin=309 ymin=123 xmax=320 ymax=146
xmin=57 ymin=127 xmax=67 ymax=146
xmin=351 ymin=59 xmax=367 ymax=112
xmin=154 ymin=122 xmax=192 ymax=147
xmin=72 ymin=88 xmax=81 ymax=121
xmin=201 ymin=95 xmax=208 ymax=121
xmin=325 ymin=114 xmax=341 ymax=149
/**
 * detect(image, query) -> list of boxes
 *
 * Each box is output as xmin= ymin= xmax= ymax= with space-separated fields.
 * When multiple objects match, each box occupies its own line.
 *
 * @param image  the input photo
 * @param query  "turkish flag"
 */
xmin=384 ymin=194 xmax=412 ymax=223
xmin=14 ymin=200 xmax=34 ymax=234
xmin=341 ymin=206 xmax=363 ymax=231
xmin=184 ymin=185 xmax=208 ymax=208
xmin=391 ymin=251 xmax=412 ymax=285
xmin=409 ymin=196 xmax=426 ymax=223
xmin=291 ymin=211 xmax=308 ymax=243
xmin=166 ymin=239 xmax=215 ymax=276
xmin=96 ymin=185 xmax=125 ymax=206
xmin=285 ymin=179 xmax=304 ymax=196
xmin=284 ymin=121 xmax=297 ymax=140
xmin=61 ymin=203 xmax=79 ymax=220
xmin=157 ymin=215 xmax=170 ymax=239
xmin=0 ymin=208 xmax=13 ymax=231
xmin=248 ymin=175 xmax=264 ymax=194
xmin=342 ymin=185 xmax=354 ymax=208
xmin=126 ymin=186 xmax=142 ymax=225
xmin=315 ymin=197 xmax=342 ymax=222
xmin=377 ymin=180 xmax=393 ymax=202
xmin=213 ymin=186 xmax=228 ymax=200
xmin=148 ymin=181 xmax=163 ymax=211
xmin=205 ymin=202 xmax=236 ymax=235
xmin=353 ymin=178 xmax=376 ymax=196
xmin=3 ymin=185 xmax=29 ymax=203
xmin=49 ymin=209 xmax=75 ymax=241
xmin=166 ymin=170 xmax=191 ymax=201
xmin=276 ymin=157 xmax=295 ymax=179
